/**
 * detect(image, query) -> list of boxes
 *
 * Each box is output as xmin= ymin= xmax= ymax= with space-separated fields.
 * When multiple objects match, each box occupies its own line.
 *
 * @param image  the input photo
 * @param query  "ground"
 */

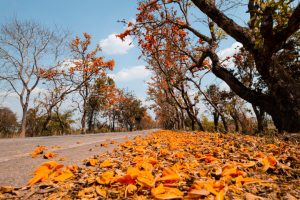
xmin=0 ymin=130 xmax=299 ymax=199
xmin=0 ymin=130 xmax=153 ymax=187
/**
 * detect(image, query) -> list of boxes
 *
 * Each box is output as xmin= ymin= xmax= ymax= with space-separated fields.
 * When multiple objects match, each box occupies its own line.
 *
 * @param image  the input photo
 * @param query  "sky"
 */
xmin=0 ymin=0 xmax=246 ymax=120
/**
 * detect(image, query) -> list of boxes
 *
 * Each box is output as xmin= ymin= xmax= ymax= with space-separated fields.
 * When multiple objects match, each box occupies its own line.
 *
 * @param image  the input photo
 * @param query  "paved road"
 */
xmin=0 ymin=130 xmax=155 ymax=187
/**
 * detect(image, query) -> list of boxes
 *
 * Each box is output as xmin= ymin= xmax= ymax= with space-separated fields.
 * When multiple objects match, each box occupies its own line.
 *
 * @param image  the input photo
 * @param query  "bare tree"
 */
xmin=0 ymin=19 xmax=67 ymax=137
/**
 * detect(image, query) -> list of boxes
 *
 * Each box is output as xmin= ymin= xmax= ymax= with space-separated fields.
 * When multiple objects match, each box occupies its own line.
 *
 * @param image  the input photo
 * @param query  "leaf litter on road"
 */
xmin=1 ymin=130 xmax=299 ymax=199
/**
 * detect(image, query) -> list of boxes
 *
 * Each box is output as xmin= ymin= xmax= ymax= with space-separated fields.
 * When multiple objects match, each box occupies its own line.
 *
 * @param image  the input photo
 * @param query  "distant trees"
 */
xmin=0 ymin=19 xmax=68 ymax=137
xmin=119 ymin=0 xmax=300 ymax=132
xmin=86 ymin=76 xmax=117 ymax=132
xmin=25 ymin=108 xmax=74 ymax=137
xmin=203 ymin=85 xmax=228 ymax=133
xmin=116 ymin=91 xmax=147 ymax=131
xmin=0 ymin=107 xmax=18 ymax=137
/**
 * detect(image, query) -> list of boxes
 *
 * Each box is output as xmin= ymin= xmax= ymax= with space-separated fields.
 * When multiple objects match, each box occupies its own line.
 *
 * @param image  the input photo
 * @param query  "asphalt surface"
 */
xmin=0 ymin=130 xmax=155 ymax=187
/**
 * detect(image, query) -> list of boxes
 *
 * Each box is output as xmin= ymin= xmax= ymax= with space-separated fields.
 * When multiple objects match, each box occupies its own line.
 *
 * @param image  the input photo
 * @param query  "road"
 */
xmin=0 ymin=130 xmax=154 ymax=187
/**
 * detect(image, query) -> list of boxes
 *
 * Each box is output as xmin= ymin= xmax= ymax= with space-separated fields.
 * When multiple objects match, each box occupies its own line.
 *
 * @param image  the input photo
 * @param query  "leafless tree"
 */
xmin=0 ymin=19 xmax=68 ymax=137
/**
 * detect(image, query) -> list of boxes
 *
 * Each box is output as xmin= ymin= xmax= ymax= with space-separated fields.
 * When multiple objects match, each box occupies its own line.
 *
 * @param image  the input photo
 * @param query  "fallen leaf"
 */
xmin=86 ymin=158 xmax=98 ymax=166
xmin=31 ymin=146 xmax=46 ymax=158
xmin=95 ymin=186 xmax=107 ymax=197
xmin=151 ymin=183 xmax=183 ymax=199
xmin=100 ymin=159 xmax=114 ymax=168
xmin=96 ymin=171 xmax=114 ymax=185
xmin=43 ymin=152 xmax=56 ymax=159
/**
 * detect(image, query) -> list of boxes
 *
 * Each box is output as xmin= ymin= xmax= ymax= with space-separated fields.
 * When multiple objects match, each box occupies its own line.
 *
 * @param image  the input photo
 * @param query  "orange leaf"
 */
xmin=95 ymin=186 xmax=107 ymax=197
xmin=87 ymin=158 xmax=98 ymax=166
xmin=31 ymin=146 xmax=46 ymax=158
xmin=151 ymin=184 xmax=183 ymax=199
xmin=116 ymin=175 xmax=136 ymax=185
xmin=53 ymin=170 xmax=73 ymax=182
xmin=100 ymin=159 xmax=114 ymax=168
xmin=96 ymin=171 xmax=114 ymax=185
xmin=157 ymin=168 xmax=180 ymax=183
xmin=216 ymin=189 xmax=225 ymax=200
xmin=43 ymin=152 xmax=56 ymax=159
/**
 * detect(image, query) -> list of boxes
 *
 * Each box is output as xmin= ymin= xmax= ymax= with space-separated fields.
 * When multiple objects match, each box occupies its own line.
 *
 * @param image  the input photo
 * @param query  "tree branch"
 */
xmin=274 ymin=3 xmax=300 ymax=47
xmin=191 ymin=0 xmax=254 ymax=50
xmin=206 ymin=49 xmax=273 ymax=111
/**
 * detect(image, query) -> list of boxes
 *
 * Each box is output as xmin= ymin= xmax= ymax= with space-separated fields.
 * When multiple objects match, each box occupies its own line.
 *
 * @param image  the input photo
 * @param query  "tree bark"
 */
xmin=220 ymin=114 xmax=228 ymax=133
xmin=87 ymin=109 xmax=95 ymax=132
xmin=190 ymin=117 xmax=195 ymax=131
xmin=252 ymin=104 xmax=265 ymax=133
xmin=20 ymin=107 xmax=28 ymax=138
xmin=213 ymin=112 xmax=219 ymax=132
xmin=230 ymin=111 xmax=239 ymax=132
xmin=81 ymin=110 xmax=87 ymax=134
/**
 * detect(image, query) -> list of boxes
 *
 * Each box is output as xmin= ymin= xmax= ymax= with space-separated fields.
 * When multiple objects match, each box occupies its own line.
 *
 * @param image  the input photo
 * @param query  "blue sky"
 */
xmin=0 ymin=0 xmax=151 ymax=115
xmin=0 ymin=0 xmax=245 ymax=119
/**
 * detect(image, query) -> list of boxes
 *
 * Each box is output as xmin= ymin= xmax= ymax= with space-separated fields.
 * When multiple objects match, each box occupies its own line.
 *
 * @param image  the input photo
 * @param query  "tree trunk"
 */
xmin=20 ymin=110 xmax=27 ymax=138
xmin=175 ymin=109 xmax=180 ymax=130
xmin=20 ymin=101 xmax=29 ymax=138
xmin=220 ymin=115 xmax=228 ymax=133
xmin=213 ymin=112 xmax=219 ymax=132
xmin=195 ymin=117 xmax=205 ymax=131
xmin=230 ymin=112 xmax=239 ymax=132
xmin=81 ymin=110 xmax=87 ymax=134
xmin=112 ymin=112 xmax=116 ymax=132
xmin=87 ymin=109 xmax=95 ymax=132
xmin=268 ymin=87 xmax=300 ymax=133
xmin=181 ymin=110 xmax=185 ymax=130
xmin=191 ymin=118 xmax=195 ymax=131
xmin=252 ymin=104 xmax=265 ymax=133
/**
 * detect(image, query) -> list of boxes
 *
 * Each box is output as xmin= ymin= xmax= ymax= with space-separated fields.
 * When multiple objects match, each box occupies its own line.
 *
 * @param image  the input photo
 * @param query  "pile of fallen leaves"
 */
xmin=1 ymin=130 xmax=299 ymax=199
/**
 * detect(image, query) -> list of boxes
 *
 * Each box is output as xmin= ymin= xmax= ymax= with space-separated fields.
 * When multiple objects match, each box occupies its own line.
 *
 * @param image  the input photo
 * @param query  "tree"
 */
xmin=117 ymin=91 xmax=146 ymax=131
xmin=0 ymin=107 xmax=18 ymax=137
xmin=86 ymin=76 xmax=117 ymax=132
xmin=68 ymin=33 xmax=115 ymax=134
xmin=204 ymin=84 xmax=228 ymax=132
xmin=119 ymin=0 xmax=300 ymax=132
xmin=0 ymin=19 xmax=67 ymax=137
xmin=232 ymin=47 xmax=267 ymax=133
xmin=148 ymin=77 xmax=186 ymax=130
xmin=139 ymin=111 xmax=156 ymax=130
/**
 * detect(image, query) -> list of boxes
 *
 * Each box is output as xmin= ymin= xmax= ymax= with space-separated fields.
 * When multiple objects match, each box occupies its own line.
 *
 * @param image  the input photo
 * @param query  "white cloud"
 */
xmin=218 ymin=42 xmax=242 ymax=59
xmin=217 ymin=42 xmax=243 ymax=68
xmin=109 ymin=65 xmax=150 ymax=82
xmin=99 ymin=33 xmax=134 ymax=55
xmin=32 ymin=87 xmax=47 ymax=94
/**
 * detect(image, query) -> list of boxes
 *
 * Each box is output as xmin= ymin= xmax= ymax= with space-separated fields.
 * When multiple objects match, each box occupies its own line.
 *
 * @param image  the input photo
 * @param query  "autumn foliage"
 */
xmin=117 ymin=0 xmax=300 ymax=132
xmin=3 ymin=130 xmax=299 ymax=199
